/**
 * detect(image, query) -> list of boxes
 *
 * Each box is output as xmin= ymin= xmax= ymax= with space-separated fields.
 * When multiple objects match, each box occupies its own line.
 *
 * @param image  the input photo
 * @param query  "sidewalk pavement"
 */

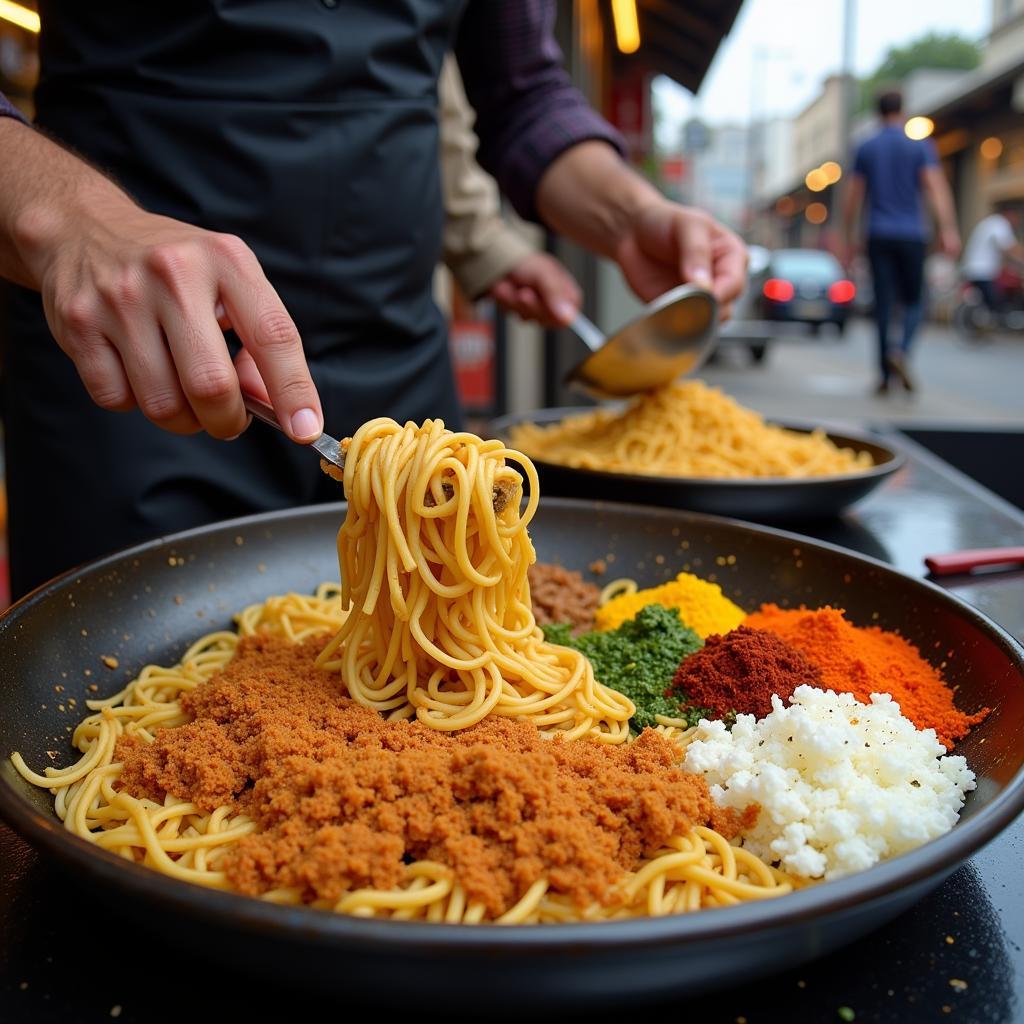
xmin=704 ymin=319 xmax=1024 ymax=428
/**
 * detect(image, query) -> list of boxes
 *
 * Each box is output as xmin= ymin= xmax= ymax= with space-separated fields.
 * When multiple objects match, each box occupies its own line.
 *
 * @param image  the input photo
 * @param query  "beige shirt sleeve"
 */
xmin=440 ymin=57 xmax=535 ymax=300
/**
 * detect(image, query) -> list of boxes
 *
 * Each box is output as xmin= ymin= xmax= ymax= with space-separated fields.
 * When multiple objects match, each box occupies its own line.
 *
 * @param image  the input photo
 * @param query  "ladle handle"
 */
xmin=568 ymin=312 xmax=607 ymax=353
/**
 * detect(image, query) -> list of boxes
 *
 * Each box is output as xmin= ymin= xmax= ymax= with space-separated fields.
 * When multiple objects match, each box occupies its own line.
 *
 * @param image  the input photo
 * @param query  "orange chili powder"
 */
xmin=744 ymin=604 xmax=989 ymax=749
xmin=116 ymin=634 xmax=752 ymax=916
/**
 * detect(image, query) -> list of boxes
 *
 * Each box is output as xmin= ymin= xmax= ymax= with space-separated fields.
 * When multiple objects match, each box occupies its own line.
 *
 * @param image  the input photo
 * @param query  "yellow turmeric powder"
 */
xmin=594 ymin=572 xmax=746 ymax=638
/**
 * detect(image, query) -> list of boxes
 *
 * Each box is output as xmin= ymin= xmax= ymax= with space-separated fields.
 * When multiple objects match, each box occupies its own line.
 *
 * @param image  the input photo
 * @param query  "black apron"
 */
xmin=1 ymin=0 xmax=464 ymax=598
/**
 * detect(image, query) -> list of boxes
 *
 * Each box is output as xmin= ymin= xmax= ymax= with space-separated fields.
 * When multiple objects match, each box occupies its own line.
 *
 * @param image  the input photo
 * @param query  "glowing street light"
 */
xmin=904 ymin=117 xmax=934 ymax=141
xmin=980 ymin=137 xmax=1003 ymax=160
xmin=805 ymin=202 xmax=828 ymax=225
xmin=820 ymin=161 xmax=842 ymax=185
xmin=805 ymin=168 xmax=828 ymax=192
xmin=611 ymin=0 xmax=641 ymax=55
xmin=0 ymin=0 xmax=39 ymax=33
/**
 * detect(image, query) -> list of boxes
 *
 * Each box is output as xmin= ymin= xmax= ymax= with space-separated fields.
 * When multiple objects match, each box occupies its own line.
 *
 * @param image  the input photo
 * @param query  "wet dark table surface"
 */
xmin=2 ymin=431 xmax=1023 ymax=1024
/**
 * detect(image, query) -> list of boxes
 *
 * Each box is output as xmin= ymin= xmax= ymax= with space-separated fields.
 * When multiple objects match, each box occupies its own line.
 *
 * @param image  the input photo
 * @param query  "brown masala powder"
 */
xmin=116 ymin=634 xmax=753 ymax=915
xmin=527 ymin=562 xmax=601 ymax=634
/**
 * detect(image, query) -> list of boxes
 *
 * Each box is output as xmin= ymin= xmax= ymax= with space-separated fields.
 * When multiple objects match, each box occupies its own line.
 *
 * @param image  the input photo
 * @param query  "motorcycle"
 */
xmin=953 ymin=268 xmax=1024 ymax=343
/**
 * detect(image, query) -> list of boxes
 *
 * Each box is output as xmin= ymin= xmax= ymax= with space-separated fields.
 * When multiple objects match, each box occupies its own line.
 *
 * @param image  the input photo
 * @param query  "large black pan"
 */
xmin=1 ymin=500 xmax=1022 ymax=1009
xmin=489 ymin=408 xmax=903 ymax=519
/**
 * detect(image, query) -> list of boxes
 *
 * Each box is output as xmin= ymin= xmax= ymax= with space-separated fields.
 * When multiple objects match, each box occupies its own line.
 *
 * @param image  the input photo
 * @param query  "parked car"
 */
xmin=754 ymin=248 xmax=856 ymax=335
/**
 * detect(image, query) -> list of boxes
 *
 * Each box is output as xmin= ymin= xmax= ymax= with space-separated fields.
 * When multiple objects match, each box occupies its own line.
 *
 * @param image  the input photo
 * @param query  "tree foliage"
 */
xmin=858 ymin=32 xmax=980 ymax=112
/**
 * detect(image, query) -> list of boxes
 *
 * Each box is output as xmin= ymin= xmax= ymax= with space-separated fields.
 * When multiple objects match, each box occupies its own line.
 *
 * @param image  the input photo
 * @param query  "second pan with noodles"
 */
xmin=490 ymin=408 xmax=903 ymax=520
xmin=0 ymin=499 xmax=1022 ymax=1008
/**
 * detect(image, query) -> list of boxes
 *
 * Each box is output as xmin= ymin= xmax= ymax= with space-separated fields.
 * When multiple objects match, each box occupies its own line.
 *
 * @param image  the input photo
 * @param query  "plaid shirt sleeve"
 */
xmin=454 ymin=0 xmax=626 ymax=223
xmin=0 ymin=91 xmax=28 ymax=124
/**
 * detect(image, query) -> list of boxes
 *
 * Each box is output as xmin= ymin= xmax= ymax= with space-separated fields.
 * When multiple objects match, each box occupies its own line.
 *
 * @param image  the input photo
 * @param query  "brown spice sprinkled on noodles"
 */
xmin=117 ymin=634 xmax=752 ymax=915
xmin=527 ymin=563 xmax=601 ymax=634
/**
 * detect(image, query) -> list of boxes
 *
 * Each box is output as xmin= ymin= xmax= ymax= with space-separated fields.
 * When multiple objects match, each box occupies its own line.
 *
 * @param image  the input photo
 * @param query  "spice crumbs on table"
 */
xmin=838 ymin=1008 xmax=855 ymax=1022
xmin=80 ymin=629 xmax=88 ymax=637
xmin=101 ymin=655 xmax=119 ymax=670
xmin=797 ymin=980 xmax=807 ymax=989
xmin=174 ymin=595 xmax=184 ymax=605
xmin=949 ymin=979 xmax=968 ymax=992
xmin=88 ymin=684 xmax=99 ymax=693
xmin=110 ymin=1006 xmax=122 ymax=1019
xmin=942 ymin=1008 xmax=952 ymax=1015
xmin=19 ymin=981 xmax=27 ymax=990
xmin=945 ymin=935 xmax=955 ymax=944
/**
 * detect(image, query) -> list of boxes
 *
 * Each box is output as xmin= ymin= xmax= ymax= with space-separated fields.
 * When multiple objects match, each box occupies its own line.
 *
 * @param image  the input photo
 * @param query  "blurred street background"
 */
xmin=440 ymin=1 xmax=1024 ymax=472
xmin=706 ymin=321 xmax=1024 ymax=425
xmin=1 ymin=0 xmax=1023 ymax=570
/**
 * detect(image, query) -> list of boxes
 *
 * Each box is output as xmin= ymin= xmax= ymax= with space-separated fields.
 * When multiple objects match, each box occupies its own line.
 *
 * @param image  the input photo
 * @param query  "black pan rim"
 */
xmin=489 ymin=409 xmax=904 ymax=488
xmin=1 ymin=498 xmax=1022 ymax=953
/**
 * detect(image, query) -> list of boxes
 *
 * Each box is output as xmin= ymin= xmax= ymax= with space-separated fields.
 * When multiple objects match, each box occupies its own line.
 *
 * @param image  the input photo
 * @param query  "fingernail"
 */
xmin=224 ymin=415 xmax=253 ymax=442
xmin=553 ymin=300 xmax=577 ymax=324
xmin=290 ymin=408 xmax=322 ymax=441
xmin=689 ymin=270 xmax=712 ymax=289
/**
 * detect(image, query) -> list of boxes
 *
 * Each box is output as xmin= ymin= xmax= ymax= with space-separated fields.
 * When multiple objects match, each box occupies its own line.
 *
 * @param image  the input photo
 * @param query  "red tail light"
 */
xmin=763 ymin=278 xmax=795 ymax=302
xmin=829 ymin=279 xmax=856 ymax=303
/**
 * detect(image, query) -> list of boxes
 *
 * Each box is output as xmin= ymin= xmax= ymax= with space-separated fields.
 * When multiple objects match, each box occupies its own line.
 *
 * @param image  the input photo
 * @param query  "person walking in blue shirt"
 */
xmin=843 ymin=90 xmax=960 ymax=394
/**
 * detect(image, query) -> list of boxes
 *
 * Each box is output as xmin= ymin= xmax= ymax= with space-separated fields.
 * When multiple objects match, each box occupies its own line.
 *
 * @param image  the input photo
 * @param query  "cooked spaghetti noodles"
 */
xmin=509 ymin=380 xmax=874 ymax=479
xmin=10 ymin=419 xmax=796 ymax=922
xmin=11 ymin=588 xmax=792 ymax=922
xmin=315 ymin=417 xmax=632 ymax=742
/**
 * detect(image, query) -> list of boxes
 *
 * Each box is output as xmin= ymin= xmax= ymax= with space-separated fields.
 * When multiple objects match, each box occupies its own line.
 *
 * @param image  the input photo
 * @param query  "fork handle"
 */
xmin=242 ymin=393 xmax=283 ymax=432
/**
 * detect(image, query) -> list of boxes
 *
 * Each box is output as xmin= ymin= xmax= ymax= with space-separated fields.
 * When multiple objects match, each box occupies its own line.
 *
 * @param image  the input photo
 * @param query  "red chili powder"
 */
xmin=115 ymin=634 xmax=754 ymax=916
xmin=744 ymin=604 xmax=989 ymax=748
xmin=669 ymin=625 xmax=823 ymax=720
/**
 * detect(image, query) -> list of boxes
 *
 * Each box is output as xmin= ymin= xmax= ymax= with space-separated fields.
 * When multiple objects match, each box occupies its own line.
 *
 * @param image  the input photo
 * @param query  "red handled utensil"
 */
xmin=924 ymin=548 xmax=1024 ymax=576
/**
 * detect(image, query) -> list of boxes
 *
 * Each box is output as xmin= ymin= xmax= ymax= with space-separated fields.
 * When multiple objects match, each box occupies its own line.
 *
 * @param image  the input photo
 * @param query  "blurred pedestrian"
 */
xmin=843 ymin=89 xmax=960 ymax=394
xmin=961 ymin=202 xmax=1024 ymax=313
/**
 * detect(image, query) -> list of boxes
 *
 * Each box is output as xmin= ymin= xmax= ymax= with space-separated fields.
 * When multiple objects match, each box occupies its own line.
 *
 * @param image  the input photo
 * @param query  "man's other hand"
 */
xmin=613 ymin=200 xmax=747 ymax=321
xmin=488 ymin=250 xmax=581 ymax=328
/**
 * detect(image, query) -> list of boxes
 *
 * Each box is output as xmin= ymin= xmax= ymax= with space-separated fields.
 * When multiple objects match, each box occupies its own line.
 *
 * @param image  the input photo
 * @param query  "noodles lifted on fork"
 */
xmin=315 ymin=417 xmax=633 ymax=742
xmin=9 ymin=419 xmax=795 ymax=922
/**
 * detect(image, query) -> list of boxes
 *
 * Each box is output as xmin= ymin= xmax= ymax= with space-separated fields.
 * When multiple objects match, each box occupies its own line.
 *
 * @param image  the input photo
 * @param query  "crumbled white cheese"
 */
xmin=682 ymin=685 xmax=976 ymax=879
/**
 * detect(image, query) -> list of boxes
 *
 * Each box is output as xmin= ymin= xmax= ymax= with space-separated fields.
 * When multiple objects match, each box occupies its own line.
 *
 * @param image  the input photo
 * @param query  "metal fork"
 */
xmin=242 ymin=394 xmax=514 ymax=512
xmin=242 ymin=394 xmax=345 ymax=471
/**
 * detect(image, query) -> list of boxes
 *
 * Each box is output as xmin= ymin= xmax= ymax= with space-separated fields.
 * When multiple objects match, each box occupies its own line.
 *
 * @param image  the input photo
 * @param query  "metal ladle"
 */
xmin=564 ymin=283 xmax=719 ymax=398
